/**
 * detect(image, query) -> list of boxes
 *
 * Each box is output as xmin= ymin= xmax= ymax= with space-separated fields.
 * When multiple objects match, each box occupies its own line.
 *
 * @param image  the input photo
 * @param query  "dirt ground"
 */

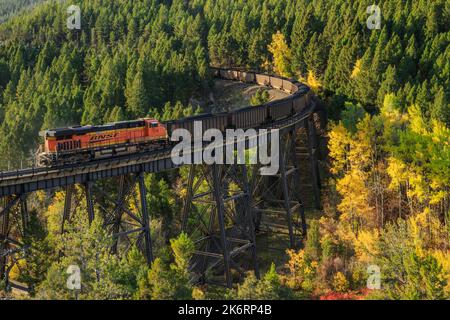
xmin=207 ymin=79 xmax=290 ymax=113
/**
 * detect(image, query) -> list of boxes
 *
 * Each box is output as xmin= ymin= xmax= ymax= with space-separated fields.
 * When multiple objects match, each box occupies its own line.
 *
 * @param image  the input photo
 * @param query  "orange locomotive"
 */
xmin=38 ymin=118 xmax=168 ymax=166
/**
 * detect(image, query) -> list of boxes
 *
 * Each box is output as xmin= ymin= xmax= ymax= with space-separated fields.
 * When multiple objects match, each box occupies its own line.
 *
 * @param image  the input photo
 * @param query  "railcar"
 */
xmin=231 ymin=105 xmax=268 ymax=130
xmin=293 ymin=90 xmax=307 ymax=114
xmin=269 ymin=76 xmax=284 ymax=91
xmin=163 ymin=112 xmax=230 ymax=138
xmin=267 ymin=97 xmax=295 ymax=122
xmin=237 ymin=71 xmax=256 ymax=83
xmin=255 ymin=73 xmax=271 ymax=87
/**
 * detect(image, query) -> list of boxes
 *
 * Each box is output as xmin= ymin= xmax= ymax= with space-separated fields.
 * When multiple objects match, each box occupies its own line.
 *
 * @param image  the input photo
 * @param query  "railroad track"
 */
xmin=0 ymin=68 xmax=317 ymax=196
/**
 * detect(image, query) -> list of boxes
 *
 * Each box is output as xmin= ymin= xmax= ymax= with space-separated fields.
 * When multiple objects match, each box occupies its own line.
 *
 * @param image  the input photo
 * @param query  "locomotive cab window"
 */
xmin=150 ymin=122 xmax=158 ymax=128
xmin=56 ymin=135 xmax=73 ymax=141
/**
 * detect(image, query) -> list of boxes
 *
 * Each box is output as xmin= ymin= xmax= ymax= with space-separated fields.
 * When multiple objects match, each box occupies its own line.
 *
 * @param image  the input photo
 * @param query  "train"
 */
xmin=37 ymin=68 xmax=312 ymax=167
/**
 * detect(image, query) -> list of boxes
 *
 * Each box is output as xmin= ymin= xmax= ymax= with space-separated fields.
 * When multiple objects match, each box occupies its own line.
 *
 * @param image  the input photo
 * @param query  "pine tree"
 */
xmin=377 ymin=65 xmax=399 ymax=107
xmin=430 ymin=86 xmax=449 ymax=126
xmin=0 ymin=58 xmax=10 ymax=90
xmin=229 ymin=263 xmax=294 ymax=300
xmin=250 ymin=89 xmax=270 ymax=106
xmin=304 ymin=33 xmax=326 ymax=78
xmin=126 ymin=69 xmax=149 ymax=118
xmin=139 ymin=233 xmax=194 ymax=300
xmin=393 ymin=252 xmax=447 ymax=300
xmin=290 ymin=7 xmax=313 ymax=75
xmin=304 ymin=220 xmax=321 ymax=261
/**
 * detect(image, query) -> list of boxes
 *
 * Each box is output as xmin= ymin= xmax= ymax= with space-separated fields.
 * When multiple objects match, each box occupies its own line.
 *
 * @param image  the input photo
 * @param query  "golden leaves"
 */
xmin=350 ymin=59 xmax=361 ymax=79
xmin=268 ymin=31 xmax=293 ymax=77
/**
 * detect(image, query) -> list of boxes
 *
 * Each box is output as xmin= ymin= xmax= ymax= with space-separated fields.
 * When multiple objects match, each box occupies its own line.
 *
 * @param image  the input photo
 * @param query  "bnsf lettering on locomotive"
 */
xmin=90 ymin=133 xmax=119 ymax=142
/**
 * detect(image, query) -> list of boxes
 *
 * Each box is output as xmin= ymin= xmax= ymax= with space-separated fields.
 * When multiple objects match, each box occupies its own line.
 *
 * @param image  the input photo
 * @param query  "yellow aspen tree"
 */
xmin=268 ymin=31 xmax=293 ymax=77
xmin=386 ymin=156 xmax=408 ymax=217
xmin=328 ymin=122 xmax=351 ymax=176
xmin=429 ymin=120 xmax=450 ymax=207
xmin=306 ymin=70 xmax=322 ymax=92
xmin=350 ymin=59 xmax=361 ymax=79
xmin=348 ymin=115 xmax=374 ymax=171
xmin=408 ymin=209 xmax=448 ymax=256
xmin=407 ymin=104 xmax=428 ymax=135
xmin=353 ymin=114 xmax=392 ymax=227
xmin=336 ymin=168 xmax=376 ymax=229
xmin=353 ymin=229 xmax=380 ymax=264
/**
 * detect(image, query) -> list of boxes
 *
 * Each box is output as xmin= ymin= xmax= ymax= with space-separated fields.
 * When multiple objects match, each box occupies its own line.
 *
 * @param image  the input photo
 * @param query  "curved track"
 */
xmin=0 ymin=68 xmax=317 ymax=196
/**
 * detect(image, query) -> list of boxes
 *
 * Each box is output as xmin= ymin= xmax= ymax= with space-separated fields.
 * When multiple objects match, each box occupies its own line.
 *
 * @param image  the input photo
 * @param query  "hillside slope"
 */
xmin=0 ymin=0 xmax=447 ymax=167
xmin=0 ymin=0 xmax=45 ymax=23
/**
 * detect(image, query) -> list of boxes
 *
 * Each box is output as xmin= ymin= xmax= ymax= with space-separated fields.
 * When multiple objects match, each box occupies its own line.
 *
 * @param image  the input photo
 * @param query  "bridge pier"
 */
xmin=305 ymin=117 xmax=322 ymax=209
xmin=85 ymin=182 xmax=95 ymax=224
xmin=0 ymin=197 xmax=10 ymax=287
xmin=87 ymin=172 xmax=154 ymax=264
xmin=138 ymin=171 xmax=153 ymax=264
xmin=0 ymin=195 xmax=29 ymax=292
xmin=111 ymin=175 xmax=126 ymax=254
xmin=252 ymin=126 xmax=307 ymax=250
xmin=57 ymin=171 xmax=154 ymax=265
xmin=20 ymin=195 xmax=29 ymax=234
xmin=182 ymin=163 xmax=259 ymax=288
xmin=61 ymin=185 xmax=73 ymax=234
